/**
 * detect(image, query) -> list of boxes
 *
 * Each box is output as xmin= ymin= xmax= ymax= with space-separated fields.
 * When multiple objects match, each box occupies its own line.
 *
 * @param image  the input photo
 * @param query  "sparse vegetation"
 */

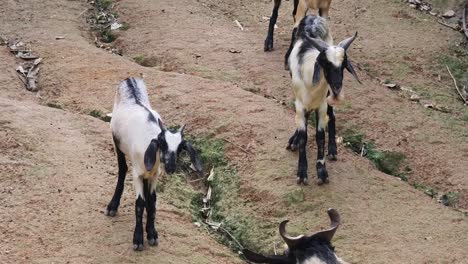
xmin=441 ymin=191 xmax=460 ymax=207
xmin=359 ymin=62 xmax=378 ymax=78
xmin=160 ymin=135 xmax=270 ymax=254
xmin=88 ymin=109 xmax=111 ymax=122
xmin=392 ymin=62 xmax=411 ymax=80
xmin=342 ymin=128 xmax=409 ymax=180
xmin=46 ymin=102 xmax=63 ymax=110
xmin=99 ymin=28 xmax=117 ymax=43
xmin=96 ymin=0 xmax=113 ymax=11
xmin=134 ymin=55 xmax=146 ymax=65
xmin=283 ymin=189 xmax=305 ymax=206
xmin=434 ymin=42 xmax=468 ymax=87
xmin=307 ymin=114 xmax=317 ymax=128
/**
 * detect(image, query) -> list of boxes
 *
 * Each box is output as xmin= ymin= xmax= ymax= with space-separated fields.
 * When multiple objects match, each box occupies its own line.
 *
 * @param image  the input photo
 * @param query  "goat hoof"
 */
xmin=317 ymin=176 xmax=329 ymax=185
xmin=316 ymin=178 xmax=324 ymax=185
xmin=148 ymin=238 xmax=159 ymax=246
xmin=317 ymin=166 xmax=329 ymax=185
xmin=105 ymin=209 xmax=117 ymax=217
xmin=287 ymin=144 xmax=297 ymax=151
xmin=327 ymin=154 xmax=337 ymax=161
xmin=106 ymin=200 xmax=119 ymax=217
xmin=147 ymin=229 xmax=158 ymax=246
xmin=296 ymin=177 xmax=308 ymax=185
xmin=264 ymin=39 xmax=273 ymax=52
xmin=133 ymin=243 xmax=144 ymax=251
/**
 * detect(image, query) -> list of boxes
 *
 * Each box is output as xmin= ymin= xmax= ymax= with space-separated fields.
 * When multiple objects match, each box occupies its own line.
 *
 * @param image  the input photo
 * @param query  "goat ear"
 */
xmin=182 ymin=141 xmax=202 ymax=172
xmin=305 ymin=35 xmax=329 ymax=53
xmin=144 ymin=139 xmax=159 ymax=171
xmin=242 ymin=249 xmax=289 ymax=264
xmin=345 ymin=60 xmax=361 ymax=84
xmin=338 ymin=31 xmax=358 ymax=51
xmin=312 ymin=61 xmax=321 ymax=86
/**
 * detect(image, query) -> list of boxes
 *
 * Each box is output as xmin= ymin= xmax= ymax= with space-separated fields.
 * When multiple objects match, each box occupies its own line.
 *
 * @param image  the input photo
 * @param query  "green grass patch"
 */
xmin=307 ymin=114 xmax=317 ymax=128
xmin=283 ymin=189 xmax=305 ymax=206
xmin=342 ymin=128 xmax=365 ymax=153
xmin=367 ymin=148 xmax=406 ymax=176
xmin=88 ymin=109 xmax=111 ymax=122
xmin=441 ymin=191 xmax=460 ymax=207
xmin=175 ymin=136 xmax=270 ymax=254
xmin=99 ymin=28 xmax=117 ymax=43
xmin=46 ymin=102 xmax=63 ymax=110
xmin=359 ymin=62 xmax=378 ymax=78
xmin=392 ymin=63 xmax=410 ymax=80
xmin=134 ymin=55 xmax=146 ymax=65
xmin=434 ymin=43 xmax=468 ymax=86
xmin=342 ymin=128 xmax=409 ymax=179
xmin=96 ymin=0 xmax=113 ymax=11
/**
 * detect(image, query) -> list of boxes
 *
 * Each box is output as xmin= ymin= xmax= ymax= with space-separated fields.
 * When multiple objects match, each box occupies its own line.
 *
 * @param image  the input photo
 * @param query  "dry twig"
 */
xmin=222 ymin=138 xmax=253 ymax=155
xmin=437 ymin=20 xmax=460 ymax=31
xmin=463 ymin=4 xmax=468 ymax=39
xmin=235 ymin=20 xmax=244 ymax=31
xmin=445 ymin=65 xmax=468 ymax=105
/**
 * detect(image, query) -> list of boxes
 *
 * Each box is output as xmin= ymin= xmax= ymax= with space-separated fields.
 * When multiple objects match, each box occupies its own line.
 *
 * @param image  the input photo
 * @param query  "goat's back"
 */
xmin=296 ymin=15 xmax=330 ymax=42
xmin=114 ymin=77 xmax=151 ymax=108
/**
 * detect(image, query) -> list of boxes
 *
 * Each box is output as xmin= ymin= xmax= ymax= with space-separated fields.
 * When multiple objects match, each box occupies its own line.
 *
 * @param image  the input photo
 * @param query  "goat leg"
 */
xmin=327 ymin=105 xmax=337 ymax=161
xmin=265 ymin=0 xmax=281 ymax=51
xmin=315 ymin=108 xmax=329 ymax=185
xmin=144 ymin=179 xmax=158 ymax=246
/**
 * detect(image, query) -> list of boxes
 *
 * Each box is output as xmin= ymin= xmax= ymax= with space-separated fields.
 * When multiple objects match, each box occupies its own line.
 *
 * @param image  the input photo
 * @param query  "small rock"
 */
xmin=409 ymin=4 xmax=417 ymax=9
xmin=110 ymin=22 xmax=122 ymax=30
xmin=410 ymin=94 xmax=420 ymax=102
xmin=424 ymin=236 xmax=432 ymax=241
xmin=442 ymin=10 xmax=455 ymax=18
xmin=193 ymin=222 xmax=202 ymax=228
xmin=229 ymin=49 xmax=241 ymax=53
xmin=383 ymin=83 xmax=400 ymax=90
xmin=420 ymin=5 xmax=431 ymax=11
xmin=429 ymin=11 xmax=438 ymax=16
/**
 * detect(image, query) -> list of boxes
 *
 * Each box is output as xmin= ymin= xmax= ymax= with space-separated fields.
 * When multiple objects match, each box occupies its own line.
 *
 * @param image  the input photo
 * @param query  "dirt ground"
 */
xmin=1 ymin=0 xmax=467 ymax=263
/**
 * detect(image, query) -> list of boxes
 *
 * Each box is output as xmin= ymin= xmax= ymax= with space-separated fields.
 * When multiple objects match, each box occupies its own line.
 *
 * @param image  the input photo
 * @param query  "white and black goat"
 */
xmin=264 ymin=0 xmax=333 ymax=69
xmin=243 ymin=209 xmax=347 ymax=264
xmin=287 ymin=16 xmax=360 ymax=185
xmin=106 ymin=77 xmax=202 ymax=250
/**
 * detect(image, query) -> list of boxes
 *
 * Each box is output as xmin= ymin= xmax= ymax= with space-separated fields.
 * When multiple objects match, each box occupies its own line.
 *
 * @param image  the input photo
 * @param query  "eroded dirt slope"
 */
xmin=116 ymin=0 xmax=468 ymax=207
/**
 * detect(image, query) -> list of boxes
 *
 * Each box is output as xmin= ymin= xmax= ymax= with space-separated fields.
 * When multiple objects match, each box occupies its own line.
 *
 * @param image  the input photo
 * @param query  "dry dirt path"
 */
xmin=0 ymin=0 xmax=467 ymax=264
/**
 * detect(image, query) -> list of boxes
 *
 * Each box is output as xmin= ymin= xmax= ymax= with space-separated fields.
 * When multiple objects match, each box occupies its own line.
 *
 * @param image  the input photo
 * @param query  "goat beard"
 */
xmin=327 ymin=91 xmax=344 ymax=106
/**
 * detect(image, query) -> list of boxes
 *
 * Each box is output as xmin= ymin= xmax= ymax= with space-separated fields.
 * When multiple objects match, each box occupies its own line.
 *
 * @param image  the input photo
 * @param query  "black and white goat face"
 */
xmin=310 ymin=33 xmax=361 ymax=100
xmin=242 ymin=209 xmax=346 ymax=264
xmin=144 ymin=122 xmax=202 ymax=174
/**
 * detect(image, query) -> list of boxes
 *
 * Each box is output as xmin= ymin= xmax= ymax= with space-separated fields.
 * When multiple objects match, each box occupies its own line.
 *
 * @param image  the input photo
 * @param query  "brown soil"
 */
xmin=1 ymin=0 xmax=467 ymax=263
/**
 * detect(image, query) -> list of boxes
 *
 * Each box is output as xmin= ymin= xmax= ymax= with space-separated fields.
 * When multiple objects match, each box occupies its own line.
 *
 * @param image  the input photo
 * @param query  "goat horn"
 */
xmin=305 ymin=35 xmax=329 ymax=53
xmin=179 ymin=124 xmax=186 ymax=134
xmin=338 ymin=32 xmax=358 ymax=51
xmin=308 ymin=208 xmax=341 ymax=242
xmin=279 ymin=220 xmax=304 ymax=249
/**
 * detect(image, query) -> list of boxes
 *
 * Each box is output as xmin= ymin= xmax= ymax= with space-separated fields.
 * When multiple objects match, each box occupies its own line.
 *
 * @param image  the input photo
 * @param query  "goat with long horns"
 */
xmin=242 ymin=209 xmax=348 ymax=264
